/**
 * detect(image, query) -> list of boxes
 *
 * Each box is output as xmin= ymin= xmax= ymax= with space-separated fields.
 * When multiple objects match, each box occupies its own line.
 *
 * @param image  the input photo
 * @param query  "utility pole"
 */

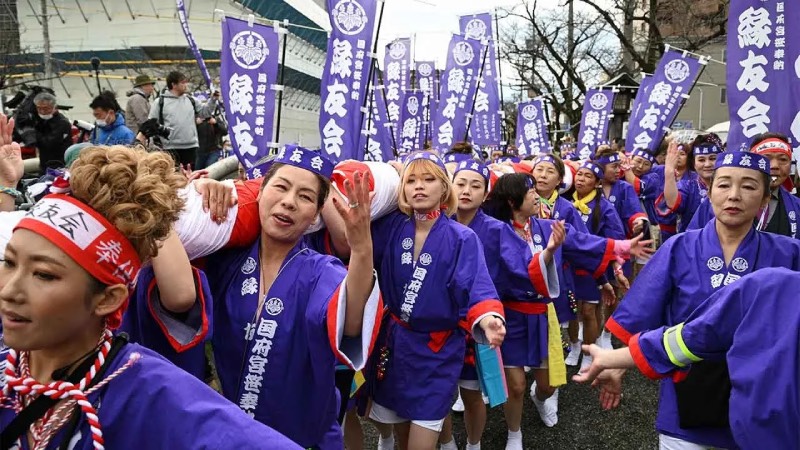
xmin=41 ymin=0 xmax=53 ymax=87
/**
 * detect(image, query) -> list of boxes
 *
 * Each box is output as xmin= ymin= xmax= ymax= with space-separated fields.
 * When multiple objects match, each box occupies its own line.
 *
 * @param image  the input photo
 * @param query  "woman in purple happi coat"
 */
xmin=655 ymin=136 xmax=724 ymax=234
xmin=482 ymin=172 xmax=651 ymax=440
xmin=576 ymin=267 xmax=800 ymax=450
xmin=597 ymin=151 xmax=800 ymax=449
xmin=172 ymin=146 xmax=383 ymax=450
xmin=331 ymin=152 xmax=507 ymax=450
xmin=0 ymin=133 xmax=299 ymax=450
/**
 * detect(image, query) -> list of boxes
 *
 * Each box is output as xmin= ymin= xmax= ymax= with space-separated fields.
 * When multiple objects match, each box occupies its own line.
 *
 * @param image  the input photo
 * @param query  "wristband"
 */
xmin=0 ymin=186 xmax=21 ymax=199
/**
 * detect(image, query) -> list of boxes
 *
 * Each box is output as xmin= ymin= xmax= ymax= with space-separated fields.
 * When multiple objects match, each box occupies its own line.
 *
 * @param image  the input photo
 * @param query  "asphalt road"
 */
xmin=360 ymin=364 xmax=659 ymax=450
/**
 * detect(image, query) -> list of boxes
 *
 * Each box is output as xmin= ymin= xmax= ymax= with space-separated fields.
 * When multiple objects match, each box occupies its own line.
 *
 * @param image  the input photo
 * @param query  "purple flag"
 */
xmin=176 ymin=0 xmax=212 ymax=88
xmin=416 ymin=61 xmax=436 ymax=147
xmin=220 ymin=17 xmax=280 ymax=177
xmin=398 ymin=91 xmax=424 ymax=153
xmin=727 ymin=1 xmax=800 ymax=155
xmin=384 ymin=38 xmax=412 ymax=144
xmin=359 ymin=74 xmax=394 ymax=162
xmin=433 ymin=35 xmax=484 ymax=152
xmin=515 ymin=99 xmax=551 ymax=155
xmin=320 ymin=0 xmax=378 ymax=162
xmin=626 ymin=48 xmax=705 ymax=153
xmin=460 ymin=13 xmax=501 ymax=145
xmin=577 ymin=88 xmax=616 ymax=159
xmin=624 ymin=73 xmax=654 ymax=153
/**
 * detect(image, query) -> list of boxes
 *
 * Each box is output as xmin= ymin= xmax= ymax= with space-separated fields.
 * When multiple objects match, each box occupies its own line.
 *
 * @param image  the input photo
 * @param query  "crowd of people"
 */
xmin=0 ymin=81 xmax=797 ymax=450
xmin=14 ymin=71 xmax=229 ymax=174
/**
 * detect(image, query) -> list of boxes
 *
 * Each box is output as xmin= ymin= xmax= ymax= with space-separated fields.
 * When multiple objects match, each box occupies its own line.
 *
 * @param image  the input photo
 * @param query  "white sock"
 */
xmin=571 ymin=340 xmax=581 ymax=348
xmin=378 ymin=433 xmax=395 ymax=450
xmin=507 ymin=429 xmax=522 ymax=440
xmin=466 ymin=442 xmax=481 ymax=450
xmin=578 ymin=321 xmax=585 ymax=341
xmin=601 ymin=330 xmax=611 ymax=340
xmin=440 ymin=439 xmax=458 ymax=450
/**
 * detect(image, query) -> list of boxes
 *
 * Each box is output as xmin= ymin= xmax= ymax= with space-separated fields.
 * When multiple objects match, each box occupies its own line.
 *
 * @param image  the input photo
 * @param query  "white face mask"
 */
xmin=96 ymin=111 xmax=112 ymax=127
xmin=38 ymin=113 xmax=53 ymax=120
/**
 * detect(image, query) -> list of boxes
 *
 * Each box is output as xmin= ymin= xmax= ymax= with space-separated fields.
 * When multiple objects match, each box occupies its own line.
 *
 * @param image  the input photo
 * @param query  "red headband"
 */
xmin=14 ymin=194 xmax=141 ymax=329
xmin=751 ymin=138 xmax=792 ymax=157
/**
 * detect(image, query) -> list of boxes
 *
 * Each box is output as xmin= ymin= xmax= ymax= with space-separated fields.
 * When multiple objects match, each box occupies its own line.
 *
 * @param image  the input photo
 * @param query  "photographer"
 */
xmin=13 ymin=92 xmax=72 ymax=173
xmin=148 ymin=71 xmax=220 ymax=166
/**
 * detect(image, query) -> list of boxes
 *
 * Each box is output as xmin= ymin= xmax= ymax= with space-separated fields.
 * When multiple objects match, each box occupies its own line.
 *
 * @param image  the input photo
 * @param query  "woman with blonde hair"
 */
xmin=333 ymin=152 xmax=506 ymax=450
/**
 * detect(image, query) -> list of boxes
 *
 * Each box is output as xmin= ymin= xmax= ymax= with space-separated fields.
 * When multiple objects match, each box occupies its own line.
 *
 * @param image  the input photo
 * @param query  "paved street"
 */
xmin=362 ymin=364 xmax=660 ymax=450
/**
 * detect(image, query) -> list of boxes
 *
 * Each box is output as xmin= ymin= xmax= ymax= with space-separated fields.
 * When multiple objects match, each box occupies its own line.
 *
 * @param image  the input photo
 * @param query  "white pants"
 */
xmin=659 ymin=434 xmax=723 ymax=450
xmin=457 ymin=379 xmax=481 ymax=391
xmin=369 ymin=401 xmax=445 ymax=432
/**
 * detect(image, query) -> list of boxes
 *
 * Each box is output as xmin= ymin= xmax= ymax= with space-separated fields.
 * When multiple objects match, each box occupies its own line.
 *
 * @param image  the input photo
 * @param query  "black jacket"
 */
xmin=31 ymin=113 xmax=72 ymax=172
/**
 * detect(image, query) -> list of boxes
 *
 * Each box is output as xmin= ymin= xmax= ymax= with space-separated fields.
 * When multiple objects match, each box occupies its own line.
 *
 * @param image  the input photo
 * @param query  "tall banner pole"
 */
xmin=273 ymin=20 xmax=289 ymax=148
xmin=359 ymin=0 xmax=387 ymax=160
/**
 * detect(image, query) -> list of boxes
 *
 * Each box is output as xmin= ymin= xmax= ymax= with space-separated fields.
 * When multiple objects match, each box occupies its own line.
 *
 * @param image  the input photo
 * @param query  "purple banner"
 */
xmin=177 ymin=0 xmax=213 ymax=88
xmin=626 ymin=48 xmax=705 ymax=153
xmin=515 ymin=99 xmax=551 ymax=156
xmin=727 ymin=1 xmax=800 ymax=155
xmin=577 ymin=88 xmax=616 ymax=159
xmin=460 ymin=13 xmax=501 ymax=145
xmin=624 ymin=73 xmax=654 ymax=153
xmin=220 ymin=17 xmax=280 ymax=177
xmin=384 ymin=38 xmax=412 ymax=144
xmin=360 ymin=74 xmax=394 ymax=162
xmin=320 ymin=0 xmax=378 ymax=162
xmin=416 ymin=61 xmax=436 ymax=147
xmin=398 ymin=91 xmax=424 ymax=153
xmin=433 ymin=35 xmax=483 ymax=152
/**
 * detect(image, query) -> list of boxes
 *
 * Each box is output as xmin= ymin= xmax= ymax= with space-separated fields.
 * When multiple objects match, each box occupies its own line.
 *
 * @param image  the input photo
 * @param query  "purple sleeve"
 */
xmin=453 ymin=231 xmax=505 ymax=342
xmin=617 ymin=182 xmax=647 ymax=234
xmin=560 ymin=223 xmax=616 ymax=279
xmin=608 ymin=237 xmax=677 ymax=344
xmin=630 ymin=271 xmax=751 ymax=379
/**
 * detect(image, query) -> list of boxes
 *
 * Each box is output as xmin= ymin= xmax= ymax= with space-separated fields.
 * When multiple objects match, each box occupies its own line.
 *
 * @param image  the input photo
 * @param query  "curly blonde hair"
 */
xmin=69 ymin=146 xmax=187 ymax=261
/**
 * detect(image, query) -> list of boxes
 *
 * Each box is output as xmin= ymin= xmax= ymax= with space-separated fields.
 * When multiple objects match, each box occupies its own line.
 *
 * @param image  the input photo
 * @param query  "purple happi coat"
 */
xmin=368 ymin=212 xmax=504 ymax=420
xmin=0 ymin=344 xmax=301 ymax=449
xmin=119 ymin=265 xmax=212 ymax=381
xmin=655 ymin=178 xmax=708 ymax=233
xmin=463 ymin=210 xmax=559 ymax=375
xmin=605 ymin=180 xmax=648 ymax=237
xmin=630 ymin=267 xmax=800 ymax=450
xmin=204 ymin=239 xmax=381 ymax=450
xmin=609 ymin=219 xmax=800 ymax=448
xmin=571 ymin=196 xmax=626 ymax=302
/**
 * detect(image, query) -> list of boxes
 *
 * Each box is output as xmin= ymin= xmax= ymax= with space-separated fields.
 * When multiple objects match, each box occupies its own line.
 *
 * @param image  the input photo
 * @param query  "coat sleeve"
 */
xmin=629 ymin=271 xmax=754 ymax=379
xmin=452 ymin=231 xmax=504 ymax=343
xmin=607 ymin=237 xmax=677 ymax=344
xmin=560 ymin=223 xmax=616 ymax=279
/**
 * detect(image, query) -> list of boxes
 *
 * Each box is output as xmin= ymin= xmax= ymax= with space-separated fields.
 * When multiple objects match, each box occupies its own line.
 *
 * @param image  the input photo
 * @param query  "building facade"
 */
xmin=1 ymin=0 xmax=328 ymax=146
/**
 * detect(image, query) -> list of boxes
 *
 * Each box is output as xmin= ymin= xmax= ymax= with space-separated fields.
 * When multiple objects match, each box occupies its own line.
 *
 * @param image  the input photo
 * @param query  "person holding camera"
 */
xmin=148 ymin=71 xmax=219 ymax=166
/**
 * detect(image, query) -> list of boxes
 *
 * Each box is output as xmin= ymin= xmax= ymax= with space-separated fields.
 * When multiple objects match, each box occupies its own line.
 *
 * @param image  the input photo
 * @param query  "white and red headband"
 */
xmin=15 ymin=194 xmax=141 ymax=328
xmin=751 ymin=138 xmax=792 ymax=158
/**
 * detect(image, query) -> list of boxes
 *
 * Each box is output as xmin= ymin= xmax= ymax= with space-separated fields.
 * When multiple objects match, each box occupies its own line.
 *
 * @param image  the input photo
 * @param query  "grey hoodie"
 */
xmin=148 ymin=90 xmax=218 ymax=150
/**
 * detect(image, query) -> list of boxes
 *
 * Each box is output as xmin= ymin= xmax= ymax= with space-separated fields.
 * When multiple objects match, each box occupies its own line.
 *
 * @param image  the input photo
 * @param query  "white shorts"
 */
xmin=457 ymin=379 xmax=481 ymax=391
xmin=659 ymin=434 xmax=719 ymax=450
xmin=506 ymin=361 xmax=548 ymax=370
xmin=369 ymin=401 xmax=445 ymax=433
